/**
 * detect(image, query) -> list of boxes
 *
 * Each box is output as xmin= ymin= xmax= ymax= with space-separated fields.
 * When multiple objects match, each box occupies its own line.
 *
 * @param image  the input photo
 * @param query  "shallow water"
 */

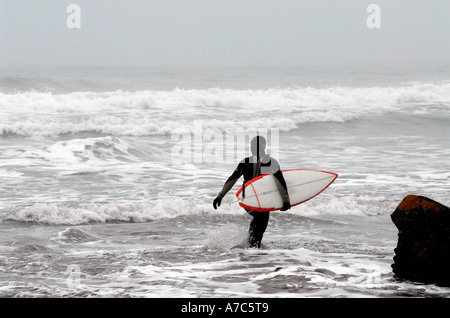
xmin=0 ymin=66 xmax=449 ymax=298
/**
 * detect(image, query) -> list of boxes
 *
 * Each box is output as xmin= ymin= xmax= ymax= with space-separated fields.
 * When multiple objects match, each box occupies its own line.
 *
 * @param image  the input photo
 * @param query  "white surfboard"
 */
xmin=235 ymin=169 xmax=338 ymax=212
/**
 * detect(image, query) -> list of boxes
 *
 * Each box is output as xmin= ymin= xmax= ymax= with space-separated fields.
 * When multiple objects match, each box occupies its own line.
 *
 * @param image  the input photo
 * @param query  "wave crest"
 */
xmin=0 ymin=195 xmax=403 ymax=225
xmin=1 ymin=83 xmax=449 ymax=137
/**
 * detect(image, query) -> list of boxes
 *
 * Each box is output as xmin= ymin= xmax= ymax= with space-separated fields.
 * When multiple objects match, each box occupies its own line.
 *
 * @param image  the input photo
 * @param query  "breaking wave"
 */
xmin=1 ymin=83 xmax=449 ymax=137
xmin=0 ymin=195 xmax=407 ymax=225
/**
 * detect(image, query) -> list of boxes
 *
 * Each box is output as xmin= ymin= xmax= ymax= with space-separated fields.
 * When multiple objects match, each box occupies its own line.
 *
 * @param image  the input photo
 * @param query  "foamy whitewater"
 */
xmin=0 ymin=66 xmax=449 ymax=298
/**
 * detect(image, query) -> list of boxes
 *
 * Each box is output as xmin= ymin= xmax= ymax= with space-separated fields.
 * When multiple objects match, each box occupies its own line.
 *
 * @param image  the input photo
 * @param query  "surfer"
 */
xmin=213 ymin=135 xmax=291 ymax=248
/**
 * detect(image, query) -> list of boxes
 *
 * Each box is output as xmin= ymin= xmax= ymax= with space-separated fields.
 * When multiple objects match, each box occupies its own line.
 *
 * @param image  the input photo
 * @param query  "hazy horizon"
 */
xmin=1 ymin=0 xmax=450 ymax=68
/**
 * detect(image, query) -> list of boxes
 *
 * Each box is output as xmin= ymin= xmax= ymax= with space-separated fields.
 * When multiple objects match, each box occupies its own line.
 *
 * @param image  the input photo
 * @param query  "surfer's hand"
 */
xmin=281 ymin=201 xmax=291 ymax=211
xmin=213 ymin=196 xmax=222 ymax=210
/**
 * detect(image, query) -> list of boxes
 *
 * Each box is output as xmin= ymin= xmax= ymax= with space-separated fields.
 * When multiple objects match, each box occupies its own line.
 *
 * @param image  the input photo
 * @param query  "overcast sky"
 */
xmin=1 ymin=0 xmax=449 ymax=67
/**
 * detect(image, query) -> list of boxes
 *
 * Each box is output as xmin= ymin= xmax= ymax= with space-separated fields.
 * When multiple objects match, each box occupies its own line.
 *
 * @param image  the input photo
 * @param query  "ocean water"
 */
xmin=0 ymin=65 xmax=449 ymax=298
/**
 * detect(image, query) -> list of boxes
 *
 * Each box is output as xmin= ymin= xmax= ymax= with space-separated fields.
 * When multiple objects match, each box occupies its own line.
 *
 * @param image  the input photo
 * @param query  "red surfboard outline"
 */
xmin=235 ymin=169 xmax=338 ymax=212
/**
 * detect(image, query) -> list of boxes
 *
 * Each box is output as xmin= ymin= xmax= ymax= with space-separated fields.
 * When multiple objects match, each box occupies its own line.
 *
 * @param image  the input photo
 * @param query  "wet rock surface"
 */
xmin=391 ymin=195 xmax=450 ymax=286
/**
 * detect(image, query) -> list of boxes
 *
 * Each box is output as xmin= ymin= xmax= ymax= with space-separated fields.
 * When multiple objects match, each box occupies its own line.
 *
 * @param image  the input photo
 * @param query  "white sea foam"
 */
xmin=0 ymin=197 xmax=222 ymax=225
xmin=0 ymin=194 xmax=406 ymax=225
xmin=1 ymin=83 xmax=449 ymax=137
xmin=41 ymin=136 xmax=141 ymax=164
xmin=0 ymin=169 xmax=23 ymax=178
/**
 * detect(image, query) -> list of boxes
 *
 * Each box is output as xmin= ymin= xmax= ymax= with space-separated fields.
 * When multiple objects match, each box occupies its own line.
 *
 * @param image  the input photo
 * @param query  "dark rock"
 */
xmin=391 ymin=195 xmax=450 ymax=286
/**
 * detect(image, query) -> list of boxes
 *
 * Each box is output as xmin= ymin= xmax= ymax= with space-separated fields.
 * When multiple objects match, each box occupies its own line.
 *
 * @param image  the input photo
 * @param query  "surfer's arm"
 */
xmin=213 ymin=163 xmax=244 ymax=210
xmin=266 ymin=157 xmax=290 ymax=205
xmin=217 ymin=164 xmax=244 ymax=199
xmin=273 ymin=169 xmax=290 ymax=204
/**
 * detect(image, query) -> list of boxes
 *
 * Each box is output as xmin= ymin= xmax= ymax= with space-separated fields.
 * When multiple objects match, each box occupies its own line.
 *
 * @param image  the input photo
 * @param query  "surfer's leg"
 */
xmin=247 ymin=211 xmax=270 ymax=248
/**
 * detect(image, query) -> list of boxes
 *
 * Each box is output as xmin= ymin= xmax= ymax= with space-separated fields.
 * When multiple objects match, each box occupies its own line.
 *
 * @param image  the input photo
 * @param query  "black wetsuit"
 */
xmin=216 ymin=154 xmax=290 ymax=248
